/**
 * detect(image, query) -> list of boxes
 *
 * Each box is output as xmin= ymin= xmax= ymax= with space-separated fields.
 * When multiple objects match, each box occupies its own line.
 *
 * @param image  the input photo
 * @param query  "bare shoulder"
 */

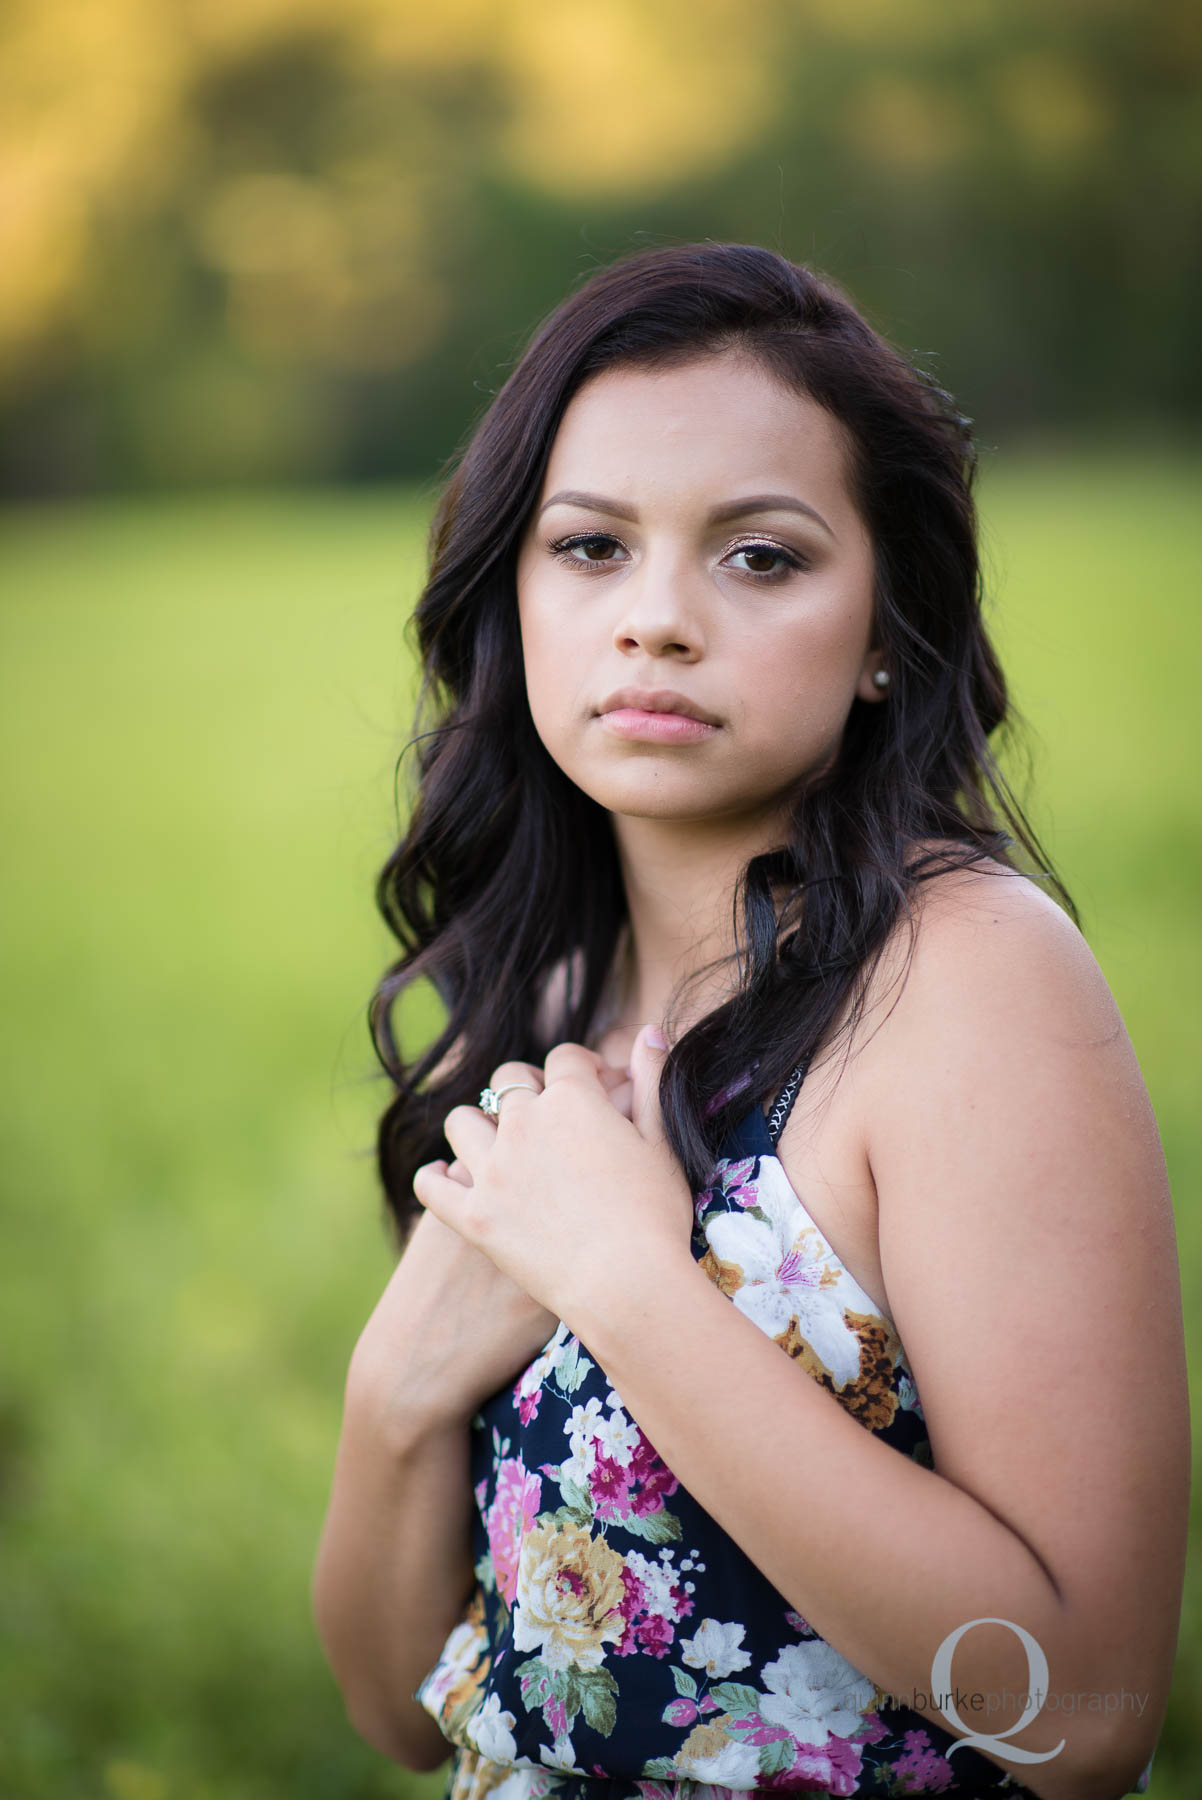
xmin=855 ymin=846 xmax=1170 ymax=1257
xmin=858 ymin=850 xmax=1121 ymax=1066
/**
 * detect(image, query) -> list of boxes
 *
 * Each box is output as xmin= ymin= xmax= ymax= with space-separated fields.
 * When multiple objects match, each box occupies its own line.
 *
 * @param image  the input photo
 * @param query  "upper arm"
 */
xmin=857 ymin=868 xmax=1189 ymax=1702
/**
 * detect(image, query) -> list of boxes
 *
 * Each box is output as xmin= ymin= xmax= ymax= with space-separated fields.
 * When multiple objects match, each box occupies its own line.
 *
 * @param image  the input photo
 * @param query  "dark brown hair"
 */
xmin=368 ymin=240 xmax=1071 ymax=1245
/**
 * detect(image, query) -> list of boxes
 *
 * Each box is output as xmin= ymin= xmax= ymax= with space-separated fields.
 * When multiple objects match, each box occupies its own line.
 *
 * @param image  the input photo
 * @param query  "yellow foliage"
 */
xmin=349 ymin=0 xmax=511 ymax=70
xmin=196 ymin=168 xmax=446 ymax=370
xmin=993 ymin=53 xmax=1108 ymax=159
xmin=840 ymin=74 xmax=972 ymax=175
xmin=0 ymin=0 xmax=1187 ymax=382
xmin=795 ymin=0 xmax=994 ymax=47
xmin=0 ymin=152 xmax=90 ymax=348
xmin=199 ymin=174 xmax=346 ymax=278
xmin=0 ymin=0 xmax=189 ymax=354
xmin=488 ymin=0 xmax=782 ymax=195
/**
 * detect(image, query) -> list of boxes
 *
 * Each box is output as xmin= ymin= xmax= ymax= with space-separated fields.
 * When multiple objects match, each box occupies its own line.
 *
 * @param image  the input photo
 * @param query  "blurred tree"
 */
xmin=0 ymin=0 xmax=1198 ymax=492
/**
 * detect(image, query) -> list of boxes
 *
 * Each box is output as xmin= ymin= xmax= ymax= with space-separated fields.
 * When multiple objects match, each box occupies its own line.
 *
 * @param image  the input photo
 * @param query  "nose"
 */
xmin=611 ymin=549 xmax=706 ymax=659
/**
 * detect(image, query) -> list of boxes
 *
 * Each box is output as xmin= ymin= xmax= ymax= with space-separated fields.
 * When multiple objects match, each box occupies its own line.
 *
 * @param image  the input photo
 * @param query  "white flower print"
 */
xmin=673 ymin=1736 xmax=761 ymax=1784
xmin=680 ymin=1617 xmax=752 ymax=1679
xmin=593 ymin=1400 xmax=641 ymax=1467
xmin=485 ymin=1776 xmax=544 ymax=1800
xmin=566 ymin=1396 xmax=604 ymax=1458
xmin=539 ymin=1736 xmax=588 ymax=1774
xmin=703 ymin=1157 xmax=866 ymax=1385
xmin=417 ymin=1616 xmax=480 ymax=1711
xmin=465 ymin=1691 xmax=519 ymax=1762
xmin=758 ymin=1639 xmax=877 ymax=1747
xmin=624 ymin=1548 xmax=680 ymax=1617
xmin=515 ymin=1339 xmax=558 ymax=1409
xmin=897 ymin=1369 xmax=923 ymax=1415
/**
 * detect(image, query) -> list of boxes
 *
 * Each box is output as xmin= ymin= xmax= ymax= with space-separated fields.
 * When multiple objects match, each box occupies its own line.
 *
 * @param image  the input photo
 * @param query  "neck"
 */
xmin=605 ymin=807 xmax=792 ymax=1041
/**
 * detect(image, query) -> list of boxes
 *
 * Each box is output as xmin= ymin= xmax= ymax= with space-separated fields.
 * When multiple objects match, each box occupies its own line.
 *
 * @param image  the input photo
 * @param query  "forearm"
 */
xmin=311 ymin=1372 xmax=473 ymax=1770
xmin=568 ymin=1252 xmax=1136 ymax=1797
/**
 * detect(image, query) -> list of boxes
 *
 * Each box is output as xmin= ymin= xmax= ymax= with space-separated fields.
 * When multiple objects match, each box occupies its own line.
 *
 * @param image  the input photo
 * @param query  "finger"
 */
xmin=604 ymin=1074 xmax=634 ymax=1120
xmin=444 ymin=1103 xmax=503 ymax=1167
xmin=484 ymin=1060 xmax=544 ymax=1118
xmin=447 ymin=1158 xmax=474 ymax=1188
xmin=628 ymin=1022 xmax=671 ymax=1148
xmin=413 ymin=1159 xmax=479 ymax=1239
xmin=487 ymin=1060 xmax=546 ymax=1091
xmin=543 ymin=1041 xmax=607 ymax=1087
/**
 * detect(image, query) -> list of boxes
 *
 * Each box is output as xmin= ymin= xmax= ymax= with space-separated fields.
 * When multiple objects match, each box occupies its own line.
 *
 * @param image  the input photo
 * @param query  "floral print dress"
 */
xmin=415 ymin=1066 xmax=1156 ymax=1800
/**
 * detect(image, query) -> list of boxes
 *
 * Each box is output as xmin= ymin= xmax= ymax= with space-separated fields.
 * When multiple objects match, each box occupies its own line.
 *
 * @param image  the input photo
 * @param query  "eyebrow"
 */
xmin=536 ymin=489 xmax=835 ymax=539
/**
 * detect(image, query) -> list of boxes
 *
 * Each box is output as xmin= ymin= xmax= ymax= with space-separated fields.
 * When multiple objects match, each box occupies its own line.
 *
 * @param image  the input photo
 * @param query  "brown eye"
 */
xmin=544 ymin=533 xmax=627 ymax=570
xmin=726 ymin=541 xmax=808 ymax=582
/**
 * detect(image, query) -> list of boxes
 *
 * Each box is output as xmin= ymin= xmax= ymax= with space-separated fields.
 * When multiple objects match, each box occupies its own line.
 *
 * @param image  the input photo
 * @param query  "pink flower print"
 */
xmin=741 ymin=1723 xmax=795 ymax=1747
xmin=667 ymin=1579 xmax=695 ymax=1624
xmin=664 ymin=1697 xmax=699 ymax=1728
xmin=721 ymin=1155 xmax=760 ymax=1208
xmin=784 ymin=1733 xmax=864 ymax=1795
xmin=516 ymin=1384 xmax=543 ymax=1426
xmin=626 ymin=1436 xmax=679 ymax=1516
xmin=614 ymin=1567 xmax=650 ymax=1656
xmin=544 ymin=1695 xmax=569 ymax=1741
xmin=635 ymin=1612 xmax=675 ymax=1658
xmin=890 ymin=1729 xmax=954 ymax=1792
xmin=850 ymin=1711 xmax=889 ymax=1747
xmin=591 ymin=1452 xmax=634 ymax=1521
xmin=513 ymin=1337 xmax=557 ymax=1424
xmin=485 ymin=1458 xmax=542 ymax=1606
xmin=615 ymin=1548 xmax=693 ymax=1658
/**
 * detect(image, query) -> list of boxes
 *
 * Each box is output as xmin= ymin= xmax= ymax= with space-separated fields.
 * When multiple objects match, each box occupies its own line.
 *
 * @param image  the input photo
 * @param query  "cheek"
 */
xmin=518 ymin=604 xmax=586 ymax=748
xmin=734 ymin=617 xmax=869 ymax=762
xmin=746 ymin=610 xmax=863 ymax=704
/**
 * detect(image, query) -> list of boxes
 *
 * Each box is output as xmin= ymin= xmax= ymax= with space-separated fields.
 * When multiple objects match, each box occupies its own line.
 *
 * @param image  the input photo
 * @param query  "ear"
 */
xmin=856 ymin=651 xmax=891 ymax=704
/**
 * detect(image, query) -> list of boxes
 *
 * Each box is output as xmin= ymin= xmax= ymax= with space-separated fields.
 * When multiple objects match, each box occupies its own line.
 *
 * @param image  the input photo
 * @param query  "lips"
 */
xmin=597 ymin=686 xmax=720 ymax=726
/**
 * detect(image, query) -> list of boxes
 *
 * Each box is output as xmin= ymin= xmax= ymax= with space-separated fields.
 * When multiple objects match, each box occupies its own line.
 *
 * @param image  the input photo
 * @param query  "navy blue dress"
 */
xmin=415 ymin=1067 xmax=1156 ymax=1799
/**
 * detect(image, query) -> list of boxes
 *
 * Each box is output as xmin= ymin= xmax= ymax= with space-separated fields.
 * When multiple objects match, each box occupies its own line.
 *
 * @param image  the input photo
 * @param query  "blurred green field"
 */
xmin=0 ymin=456 xmax=1198 ymax=1798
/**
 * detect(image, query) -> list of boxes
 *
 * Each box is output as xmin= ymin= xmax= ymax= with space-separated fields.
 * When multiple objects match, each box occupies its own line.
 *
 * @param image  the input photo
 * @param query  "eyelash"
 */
xmin=542 ymin=532 xmax=810 ymax=583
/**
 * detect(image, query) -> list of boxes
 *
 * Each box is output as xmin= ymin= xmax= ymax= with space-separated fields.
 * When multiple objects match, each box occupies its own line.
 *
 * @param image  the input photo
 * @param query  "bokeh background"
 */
xmin=1 ymin=1 xmax=1199 ymax=1796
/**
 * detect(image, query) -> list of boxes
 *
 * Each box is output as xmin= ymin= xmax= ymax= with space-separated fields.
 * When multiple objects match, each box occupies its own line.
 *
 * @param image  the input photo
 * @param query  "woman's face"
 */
xmin=514 ymin=349 xmax=886 ymax=830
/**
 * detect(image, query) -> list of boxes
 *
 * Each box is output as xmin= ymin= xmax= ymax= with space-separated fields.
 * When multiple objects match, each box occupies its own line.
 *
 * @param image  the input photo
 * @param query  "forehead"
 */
xmin=535 ymin=350 xmax=858 ymax=515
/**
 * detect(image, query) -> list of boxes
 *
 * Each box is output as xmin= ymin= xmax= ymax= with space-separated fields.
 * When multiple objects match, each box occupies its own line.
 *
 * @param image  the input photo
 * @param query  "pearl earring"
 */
xmin=872 ymin=668 xmax=891 ymax=691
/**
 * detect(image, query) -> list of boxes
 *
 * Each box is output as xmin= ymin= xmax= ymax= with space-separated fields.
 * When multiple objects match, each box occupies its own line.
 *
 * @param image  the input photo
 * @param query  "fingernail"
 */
xmin=645 ymin=1024 xmax=668 ymax=1050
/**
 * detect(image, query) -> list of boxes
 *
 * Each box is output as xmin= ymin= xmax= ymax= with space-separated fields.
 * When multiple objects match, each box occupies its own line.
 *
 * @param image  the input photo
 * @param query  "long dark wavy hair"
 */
xmin=368 ymin=240 xmax=1073 ymax=1248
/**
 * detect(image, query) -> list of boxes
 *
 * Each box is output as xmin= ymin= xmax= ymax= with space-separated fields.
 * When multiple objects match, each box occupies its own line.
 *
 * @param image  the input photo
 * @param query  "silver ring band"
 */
xmin=478 ymin=1081 xmax=540 ymax=1118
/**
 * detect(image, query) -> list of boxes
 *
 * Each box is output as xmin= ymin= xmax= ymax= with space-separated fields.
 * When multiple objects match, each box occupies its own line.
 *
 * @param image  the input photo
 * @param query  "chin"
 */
xmin=587 ymin=772 xmax=776 ymax=825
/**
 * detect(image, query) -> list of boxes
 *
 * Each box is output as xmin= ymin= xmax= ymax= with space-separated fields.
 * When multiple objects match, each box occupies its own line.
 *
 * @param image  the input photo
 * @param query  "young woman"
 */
xmin=311 ymin=243 xmax=1189 ymax=1800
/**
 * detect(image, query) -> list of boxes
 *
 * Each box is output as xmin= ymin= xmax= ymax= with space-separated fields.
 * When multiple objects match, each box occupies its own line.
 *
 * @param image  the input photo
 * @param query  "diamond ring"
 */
xmin=478 ymin=1082 xmax=540 ymax=1118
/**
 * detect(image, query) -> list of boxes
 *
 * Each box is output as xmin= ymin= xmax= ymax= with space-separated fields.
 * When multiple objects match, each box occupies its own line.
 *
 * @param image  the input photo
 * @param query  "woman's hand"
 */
xmin=351 ymin=1155 xmax=559 ymax=1435
xmin=412 ymin=1028 xmax=696 ymax=1328
xmin=350 ymin=1048 xmax=638 ymax=1430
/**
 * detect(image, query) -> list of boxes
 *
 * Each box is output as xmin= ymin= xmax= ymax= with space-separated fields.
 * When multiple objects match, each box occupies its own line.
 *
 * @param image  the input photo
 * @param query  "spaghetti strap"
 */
xmin=765 ymin=1058 xmax=809 ymax=1144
